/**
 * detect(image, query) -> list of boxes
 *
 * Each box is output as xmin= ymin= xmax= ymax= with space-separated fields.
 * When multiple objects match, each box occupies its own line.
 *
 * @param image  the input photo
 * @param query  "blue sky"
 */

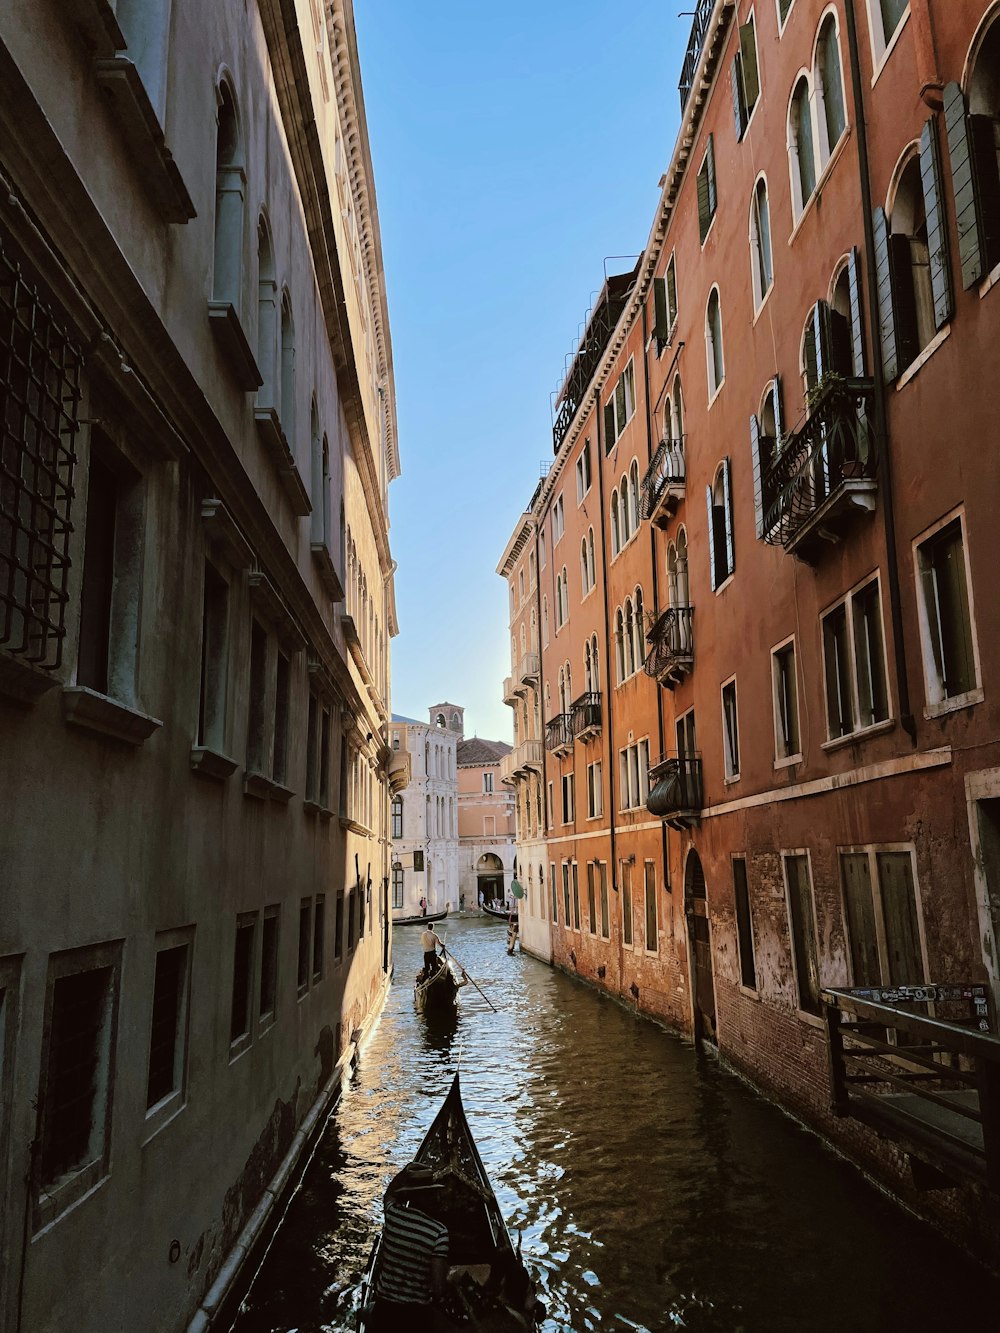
xmin=354 ymin=2 xmax=688 ymax=740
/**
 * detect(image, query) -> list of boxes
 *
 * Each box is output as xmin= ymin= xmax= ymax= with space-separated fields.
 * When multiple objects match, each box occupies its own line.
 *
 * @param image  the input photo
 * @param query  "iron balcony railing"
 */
xmin=552 ymin=269 xmax=636 ymax=453
xmin=679 ymin=0 xmax=718 ymax=113
xmin=570 ymin=691 xmax=602 ymax=739
xmin=643 ymin=606 xmax=694 ymax=688
xmin=762 ymin=376 xmax=877 ymax=557
xmin=641 ymin=436 xmax=686 ymax=524
xmin=545 ymin=713 xmax=574 ymax=754
xmin=646 ymin=753 xmax=703 ymax=825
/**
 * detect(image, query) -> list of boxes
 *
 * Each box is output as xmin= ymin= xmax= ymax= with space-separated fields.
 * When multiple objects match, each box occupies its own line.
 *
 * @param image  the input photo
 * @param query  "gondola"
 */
xmin=481 ymin=901 xmax=513 ymax=921
xmin=357 ymin=1073 xmax=545 ymax=1330
xmin=414 ymin=957 xmax=464 ymax=1014
xmin=394 ymin=905 xmax=450 ymax=927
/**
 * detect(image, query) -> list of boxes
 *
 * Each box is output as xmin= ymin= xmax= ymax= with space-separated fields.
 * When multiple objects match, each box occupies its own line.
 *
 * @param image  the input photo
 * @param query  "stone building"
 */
xmin=389 ymin=705 xmax=460 ymax=917
xmin=457 ymin=734 xmax=516 ymax=910
xmin=0 ymin=2 xmax=397 ymax=1330
xmin=500 ymin=0 xmax=1000 ymax=1271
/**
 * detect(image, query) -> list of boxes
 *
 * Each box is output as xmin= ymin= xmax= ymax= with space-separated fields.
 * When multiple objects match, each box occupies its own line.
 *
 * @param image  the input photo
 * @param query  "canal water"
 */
xmin=230 ymin=918 xmax=997 ymax=1333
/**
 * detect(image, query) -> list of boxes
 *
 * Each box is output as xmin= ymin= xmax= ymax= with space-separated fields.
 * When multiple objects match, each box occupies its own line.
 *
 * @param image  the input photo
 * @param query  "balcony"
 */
xmin=517 ymin=651 xmax=540 ymax=688
xmin=641 ymin=436 xmax=686 ymax=527
xmin=502 ymin=676 xmax=518 ymax=707
xmin=545 ymin=713 xmax=574 ymax=757
xmin=500 ymin=752 xmax=516 ymax=787
xmin=824 ymin=984 xmax=1000 ymax=1191
xmin=646 ymin=753 xmax=703 ymax=829
xmin=570 ymin=692 xmax=602 ymax=742
xmin=643 ymin=606 xmax=694 ymax=689
xmin=515 ymin=738 xmax=544 ymax=773
xmin=762 ymin=377 xmax=877 ymax=564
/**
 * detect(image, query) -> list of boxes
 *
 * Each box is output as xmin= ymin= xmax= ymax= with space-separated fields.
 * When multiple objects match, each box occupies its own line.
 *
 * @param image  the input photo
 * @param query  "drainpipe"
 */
xmin=640 ymin=302 xmax=672 ymax=896
xmin=594 ymin=387 xmax=622 ymax=999
xmin=843 ymin=0 xmax=917 ymax=744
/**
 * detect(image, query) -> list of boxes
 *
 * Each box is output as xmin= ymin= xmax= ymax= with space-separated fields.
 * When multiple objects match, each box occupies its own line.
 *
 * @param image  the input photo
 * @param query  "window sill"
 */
xmin=208 ymin=302 xmax=263 ymax=392
xmin=773 ymin=752 xmax=803 ymax=770
xmin=254 ymin=407 xmax=311 ymax=516
xmin=190 ymin=746 xmax=239 ymax=781
xmin=700 ymin=213 xmax=718 ymax=250
xmin=141 ymin=1093 xmax=185 ymax=1147
xmin=894 ymin=324 xmax=951 ymax=391
xmin=312 ymin=542 xmax=345 ymax=600
xmin=978 ymin=259 xmax=1000 ymax=299
xmin=820 ymin=717 xmax=895 ymax=752
xmin=33 ymin=1164 xmax=108 ymax=1236
xmin=62 ymin=687 xmax=162 ymax=746
xmin=304 ymin=800 xmax=335 ymax=820
xmin=924 ymin=688 xmax=984 ymax=720
xmin=714 ymin=572 xmax=735 ymax=596
xmin=739 ymin=984 xmax=761 ymax=1002
xmin=61 ymin=0 xmax=125 ymax=57
xmin=270 ymin=781 xmax=295 ymax=804
xmin=751 ymin=284 xmax=774 ymax=328
xmin=0 ymin=652 xmax=59 ymax=705
xmin=707 ymin=379 xmax=725 ymax=410
xmin=870 ymin=8 xmax=911 ymax=88
xmin=339 ymin=815 xmax=370 ymax=834
xmin=93 ymin=58 xmax=195 ymax=222
xmin=228 ymin=1035 xmax=252 ymax=1064
xmin=724 ymin=773 xmax=741 ymax=787
xmin=244 ymin=770 xmax=275 ymax=800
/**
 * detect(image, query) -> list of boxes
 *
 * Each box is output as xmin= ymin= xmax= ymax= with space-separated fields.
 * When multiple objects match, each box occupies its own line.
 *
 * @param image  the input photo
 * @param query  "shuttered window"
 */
xmin=790 ymin=79 xmax=816 ymax=215
xmin=943 ymin=81 xmax=1000 ymax=290
xmin=705 ymin=458 xmax=734 ymax=590
xmin=722 ymin=679 xmax=740 ymax=780
xmin=916 ymin=516 xmax=979 ymax=706
xmin=731 ymin=18 xmax=760 ymax=141
xmin=818 ymin=16 xmax=846 ymax=157
xmin=706 ymin=288 xmax=724 ymax=397
xmin=785 ymin=854 xmax=821 ymax=1015
xmin=772 ymin=640 xmax=800 ymax=760
xmin=644 ymin=860 xmax=658 ymax=953
xmin=822 ymin=603 xmax=855 ymax=738
xmin=697 ymin=135 xmax=718 ymax=242
xmin=733 ymin=858 xmax=756 ymax=989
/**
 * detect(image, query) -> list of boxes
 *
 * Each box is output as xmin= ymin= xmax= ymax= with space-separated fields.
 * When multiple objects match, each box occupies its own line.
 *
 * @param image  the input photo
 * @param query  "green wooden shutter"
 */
xmin=846 ymin=247 xmax=865 ymax=375
xmin=697 ymin=161 xmax=711 ymax=242
xmin=740 ymin=21 xmax=759 ymax=111
xmin=919 ymin=117 xmax=954 ymax=329
xmin=653 ymin=276 xmax=669 ymax=343
xmin=731 ymin=58 xmax=746 ymax=141
xmin=603 ymin=399 xmax=616 ymax=452
xmin=706 ymin=135 xmax=717 ymax=220
xmin=969 ymin=115 xmax=1000 ymax=272
xmin=872 ymin=207 xmax=899 ymax=382
xmin=773 ymin=373 xmax=783 ymax=444
xmin=722 ymin=456 xmax=735 ymax=577
xmin=666 ymin=259 xmax=678 ymax=326
xmin=705 ymin=484 xmax=718 ymax=592
xmin=804 ymin=302 xmax=820 ymax=390
xmin=750 ymin=414 xmax=764 ymax=539
xmin=943 ymin=81 xmax=984 ymax=289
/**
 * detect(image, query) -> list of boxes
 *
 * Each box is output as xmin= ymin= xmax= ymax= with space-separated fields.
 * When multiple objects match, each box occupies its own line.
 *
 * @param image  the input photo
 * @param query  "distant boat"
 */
xmin=393 ymin=905 xmax=449 ymax=926
xmin=357 ymin=1072 xmax=545 ymax=1330
xmin=482 ymin=901 xmax=513 ymax=920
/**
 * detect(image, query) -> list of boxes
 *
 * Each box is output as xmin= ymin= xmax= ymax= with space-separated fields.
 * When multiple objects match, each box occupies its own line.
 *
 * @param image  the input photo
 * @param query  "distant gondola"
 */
xmin=393 ymin=905 xmax=449 ymax=927
xmin=481 ymin=901 xmax=513 ymax=921
xmin=357 ymin=1072 xmax=545 ymax=1330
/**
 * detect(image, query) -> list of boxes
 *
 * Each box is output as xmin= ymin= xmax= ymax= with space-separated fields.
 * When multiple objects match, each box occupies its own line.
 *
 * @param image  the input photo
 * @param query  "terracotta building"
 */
xmin=501 ymin=0 xmax=1000 ymax=1269
xmin=457 ymin=734 xmax=516 ymax=910
xmin=0 ymin=2 xmax=396 ymax=1330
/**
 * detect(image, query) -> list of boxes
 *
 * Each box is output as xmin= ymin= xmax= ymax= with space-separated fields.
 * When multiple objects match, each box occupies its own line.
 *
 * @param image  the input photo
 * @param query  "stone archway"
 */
xmin=477 ymin=852 xmax=504 ymax=909
xmin=684 ymin=848 xmax=716 ymax=1043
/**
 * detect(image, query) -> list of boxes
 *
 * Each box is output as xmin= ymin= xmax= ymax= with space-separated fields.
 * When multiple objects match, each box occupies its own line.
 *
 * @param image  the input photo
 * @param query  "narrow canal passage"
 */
xmin=230 ymin=919 xmax=996 ymax=1333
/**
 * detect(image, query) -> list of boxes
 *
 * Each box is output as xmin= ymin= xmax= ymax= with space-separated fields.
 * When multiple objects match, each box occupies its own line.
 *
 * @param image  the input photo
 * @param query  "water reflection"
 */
xmin=231 ymin=919 xmax=998 ymax=1333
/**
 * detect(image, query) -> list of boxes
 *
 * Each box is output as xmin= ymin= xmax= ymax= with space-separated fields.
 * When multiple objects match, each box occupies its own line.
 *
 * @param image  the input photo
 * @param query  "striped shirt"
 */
xmin=376 ymin=1201 xmax=449 ymax=1305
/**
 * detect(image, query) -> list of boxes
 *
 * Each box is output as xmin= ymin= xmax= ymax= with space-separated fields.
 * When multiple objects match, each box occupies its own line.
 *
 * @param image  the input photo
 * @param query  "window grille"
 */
xmin=1 ymin=235 xmax=82 ymax=669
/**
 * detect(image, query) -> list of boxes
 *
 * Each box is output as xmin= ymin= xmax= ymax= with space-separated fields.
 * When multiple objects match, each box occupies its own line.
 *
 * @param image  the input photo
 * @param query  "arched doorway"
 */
xmin=477 ymin=853 xmax=504 ymax=909
xmin=684 ymin=849 xmax=716 ymax=1043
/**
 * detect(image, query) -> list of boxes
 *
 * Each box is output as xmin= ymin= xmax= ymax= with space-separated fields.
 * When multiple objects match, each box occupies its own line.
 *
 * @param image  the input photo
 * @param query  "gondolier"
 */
xmin=420 ymin=923 xmax=444 ymax=973
xmin=366 ymin=1162 xmax=449 ymax=1331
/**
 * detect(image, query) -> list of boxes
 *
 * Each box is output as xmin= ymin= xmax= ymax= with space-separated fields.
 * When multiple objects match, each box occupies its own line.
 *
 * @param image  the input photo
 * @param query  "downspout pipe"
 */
xmin=843 ymin=0 xmax=917 ymax=745
xmin=594 ymin=389 xmax=619 ymax=916
xmin=641 ymin=304 xmax=671 ymax=895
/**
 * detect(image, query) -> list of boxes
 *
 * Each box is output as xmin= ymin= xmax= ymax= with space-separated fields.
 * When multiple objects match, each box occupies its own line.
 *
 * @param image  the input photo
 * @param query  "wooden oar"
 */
xmin=441 ymin=946 xmax=497 ymax=1012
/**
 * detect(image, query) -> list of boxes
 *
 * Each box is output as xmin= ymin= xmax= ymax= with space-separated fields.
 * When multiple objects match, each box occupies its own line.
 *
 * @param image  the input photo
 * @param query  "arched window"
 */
xmin=955 ymin=17 xmax=1000 ymax=288
xmin=530 ymin=607 xmax=537 ymax=651
xmin=788 ymin=76 xmax=817 ymax=218
xmin=615 ymin=607 xmax=626 ymax=683
xmin=629 ymin=460 xmax=641 ymax=533
xmin=586 ymin=528 xmax=596 ymax=592
xmin=520 ymin=624 xmax=527 ymax=655
xmin=706 ymin=461 xmax=735 ymax=590
xmin=213 ymin=82 xmax=245 ymax=313
xmin=815 ymin=14 xmax=847 ymax=164
xmin=257 ymin=217 xmax=277 ymax=406
xmin=280 ymin=293 xmax=295 ymax=443
xmin=542 ymin=596 xmax=549 ymax=647
xmin=620 ymin=473 xmax=632 ymax=544
xmin=750 ymin=177 xmax=773 ymax=310
xmin=623 ymin=597 xmax=635 ymax=677
xmin=750 ymin=378 xmax=784 ymax=538
xmin=584 ymin=639 xmax=595 ymax=693
xmin=580 ymin=537 xmax=590 ymax=594
xmin=391 ymin=796 xmax=403 ymax=839
xmin=634 ymin=586 xmax=646 ymax=668
xmin=667 ymin=529 xmax=691 ymax=614
xmin=590 ymin=634 xmax=600 ymax=692
xmin=706 ymin=288 xmax=725 ymax=398
xmin=611 ymin=486 xmax=621 ymax=556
